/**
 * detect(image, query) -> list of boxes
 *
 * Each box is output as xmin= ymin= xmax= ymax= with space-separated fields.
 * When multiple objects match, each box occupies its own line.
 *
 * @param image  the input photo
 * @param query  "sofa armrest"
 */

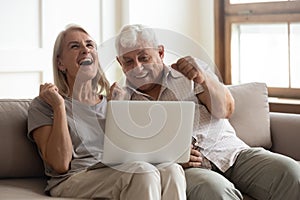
xmin=270 ymin=112 xmax=300 ymax=161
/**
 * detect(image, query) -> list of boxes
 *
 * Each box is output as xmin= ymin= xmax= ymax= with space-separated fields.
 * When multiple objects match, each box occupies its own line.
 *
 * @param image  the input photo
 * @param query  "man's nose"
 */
xmin=133 ymin=61 xmax=144 ymax=72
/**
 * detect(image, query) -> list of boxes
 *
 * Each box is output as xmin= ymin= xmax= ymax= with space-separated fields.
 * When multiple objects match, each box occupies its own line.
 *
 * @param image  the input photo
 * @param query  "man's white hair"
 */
xmin=115 ymin=24 xmax=159 ymax=56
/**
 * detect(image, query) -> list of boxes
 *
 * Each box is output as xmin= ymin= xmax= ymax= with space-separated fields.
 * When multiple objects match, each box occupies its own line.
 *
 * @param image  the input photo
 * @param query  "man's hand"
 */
xmin=171 ymin=56 xmax=205 ymax=84
xmin=180 ymin=145 xmax=203 ymax=169
xmin=172 ymin=56 xmax=235 ymax=119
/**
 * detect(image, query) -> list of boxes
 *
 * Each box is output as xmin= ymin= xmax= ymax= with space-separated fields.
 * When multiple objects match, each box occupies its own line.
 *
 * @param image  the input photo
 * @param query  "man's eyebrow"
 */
xmin=121 ymin=56 xmax=132 ymax=60
xmin=120 ymin=49 xmax=147 ymax=60
xmin=137 ymin=49 xmax=146 ymax=55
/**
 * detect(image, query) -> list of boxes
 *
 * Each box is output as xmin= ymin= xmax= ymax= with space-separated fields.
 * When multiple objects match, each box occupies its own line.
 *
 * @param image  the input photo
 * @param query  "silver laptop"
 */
xmin=102 ymin=100 xmax=195 ymax=165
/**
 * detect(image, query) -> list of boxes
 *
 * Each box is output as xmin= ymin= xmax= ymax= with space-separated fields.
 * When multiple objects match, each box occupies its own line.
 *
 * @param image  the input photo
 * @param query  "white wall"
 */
xmin=126 ymin=0 xmax=214 ymax=60
xmin=0 ymin=0 xmax=214 ymax=98
xmin=197 ymin=0 xmax=215 ymax=61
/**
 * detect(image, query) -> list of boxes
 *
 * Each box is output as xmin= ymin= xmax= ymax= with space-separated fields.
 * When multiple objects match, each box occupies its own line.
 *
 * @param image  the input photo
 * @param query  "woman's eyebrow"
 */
xmin=67 ymin=41 xmax=79 ymax=46
xmin=67 ymin=40 xmax=95 ymax=46
xmin=86 ymin=39 xmax=94 ymax=44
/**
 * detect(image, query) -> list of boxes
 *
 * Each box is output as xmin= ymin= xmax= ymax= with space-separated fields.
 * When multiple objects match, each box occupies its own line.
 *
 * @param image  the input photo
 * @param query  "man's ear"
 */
xmin=116 ymin=56 xmax=122 ymax=66
xmin=158 ymin=45 xmax=165 ymax=59
xmin=116 ymin=56 xmax=127 ymax=73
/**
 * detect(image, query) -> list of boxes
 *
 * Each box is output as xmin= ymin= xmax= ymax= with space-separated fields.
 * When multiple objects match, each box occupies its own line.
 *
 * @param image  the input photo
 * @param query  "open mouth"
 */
xmin=79 ymin=58 xmax=93 ymax=66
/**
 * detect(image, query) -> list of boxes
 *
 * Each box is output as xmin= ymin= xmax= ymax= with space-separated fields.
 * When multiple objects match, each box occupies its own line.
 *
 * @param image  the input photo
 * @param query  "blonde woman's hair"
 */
xmin=52 ymin=24 xmax=110 ymax=97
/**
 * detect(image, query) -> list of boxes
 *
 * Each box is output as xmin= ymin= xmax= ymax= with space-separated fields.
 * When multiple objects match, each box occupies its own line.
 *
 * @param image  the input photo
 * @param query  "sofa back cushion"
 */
xmin=0 ymin=99 xmax=44 ymax=178
xmin=228 ymin=82 xmax=272 ymax=149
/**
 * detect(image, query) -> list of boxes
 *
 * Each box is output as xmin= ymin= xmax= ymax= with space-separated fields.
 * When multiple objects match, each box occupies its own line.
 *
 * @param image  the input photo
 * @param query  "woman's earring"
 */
xmin=60 ymin=69 xmax=66 ymax=74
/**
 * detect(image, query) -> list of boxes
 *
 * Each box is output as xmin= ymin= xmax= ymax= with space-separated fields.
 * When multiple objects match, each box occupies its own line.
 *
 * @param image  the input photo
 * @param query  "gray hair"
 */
xmin=115 ymin=24 xmax=159 ymax=56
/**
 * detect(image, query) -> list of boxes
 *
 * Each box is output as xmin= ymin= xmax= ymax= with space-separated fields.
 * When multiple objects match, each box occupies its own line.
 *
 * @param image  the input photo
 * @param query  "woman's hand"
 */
xmin=39 ymin=83 xmax=64 ymax=109
xmin=108 ymin=82 xmax=128 ymax=101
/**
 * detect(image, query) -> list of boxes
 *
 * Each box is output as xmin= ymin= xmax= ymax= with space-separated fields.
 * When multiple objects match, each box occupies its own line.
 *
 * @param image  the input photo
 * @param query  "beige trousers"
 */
xmin=50 ymin=161 xmax=186 ymax=200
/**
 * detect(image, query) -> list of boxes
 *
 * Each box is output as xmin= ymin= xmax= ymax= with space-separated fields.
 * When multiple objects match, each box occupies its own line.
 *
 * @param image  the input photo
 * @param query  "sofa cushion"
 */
xmin=228 ymin=82 xmax=271 ymax=148
xmin=0 ymin=178 xmax=49 ymax=199
xmin=270 ymin=112 xmax=300 ymax=161
xmin=0 ymin=178 xmax=87 ymax=199
xmin=0 ymin=99 xmax=44 ymax=178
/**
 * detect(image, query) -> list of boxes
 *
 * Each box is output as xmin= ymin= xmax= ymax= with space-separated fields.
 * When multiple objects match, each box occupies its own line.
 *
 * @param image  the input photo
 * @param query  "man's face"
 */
xmin=117 ymin=45 xmax=165 ymax=92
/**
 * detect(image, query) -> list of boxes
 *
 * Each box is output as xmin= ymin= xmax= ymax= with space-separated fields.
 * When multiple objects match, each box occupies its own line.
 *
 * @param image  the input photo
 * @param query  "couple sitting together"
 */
xmin=27 ymin=24 xmax=300 ymax=200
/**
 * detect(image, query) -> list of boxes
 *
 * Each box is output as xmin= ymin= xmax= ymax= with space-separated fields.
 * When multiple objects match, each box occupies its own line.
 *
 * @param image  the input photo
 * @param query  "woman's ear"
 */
xmin=158 ymin=45 xmax=165 ymax=59
xmin=57 ymin=58 xmax=65 ymax=71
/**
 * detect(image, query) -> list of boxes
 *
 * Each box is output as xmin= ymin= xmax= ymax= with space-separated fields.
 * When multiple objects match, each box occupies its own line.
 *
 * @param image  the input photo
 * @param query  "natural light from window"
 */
xmin=290 ymin=23 xmax=300 ymax=88
xmin=231 ymin=23 xmax=300 ymax=88
xmin=230 ymin=0 xmax=289 ymax=4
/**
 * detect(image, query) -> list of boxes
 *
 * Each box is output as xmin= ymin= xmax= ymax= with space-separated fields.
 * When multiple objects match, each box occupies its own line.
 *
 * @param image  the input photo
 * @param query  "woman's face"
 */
xmin=58 ymin=29 xmax=98 ymax=85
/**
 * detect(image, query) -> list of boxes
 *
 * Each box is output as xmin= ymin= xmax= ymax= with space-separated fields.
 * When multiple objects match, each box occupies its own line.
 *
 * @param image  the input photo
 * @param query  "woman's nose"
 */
xmin=81 ymin=45 xmax=90 ymax=54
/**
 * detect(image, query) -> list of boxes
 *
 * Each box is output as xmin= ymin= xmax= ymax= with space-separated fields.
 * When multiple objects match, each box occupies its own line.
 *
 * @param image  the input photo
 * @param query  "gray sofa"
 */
xmin=0 ymin=82 xmax=299 ymax=199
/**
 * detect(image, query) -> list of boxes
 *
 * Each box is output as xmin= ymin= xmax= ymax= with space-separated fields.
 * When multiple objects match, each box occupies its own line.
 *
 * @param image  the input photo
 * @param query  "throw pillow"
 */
xmin=228 ymin=82 xmax=271 ymax=148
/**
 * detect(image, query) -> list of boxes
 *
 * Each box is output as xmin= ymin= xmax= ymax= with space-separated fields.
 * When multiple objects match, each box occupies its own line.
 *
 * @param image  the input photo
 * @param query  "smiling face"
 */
xmin=58 ymin=29 xmax=98 ymax=86
xmin=117 ymin=45 xmax=165 ymax=93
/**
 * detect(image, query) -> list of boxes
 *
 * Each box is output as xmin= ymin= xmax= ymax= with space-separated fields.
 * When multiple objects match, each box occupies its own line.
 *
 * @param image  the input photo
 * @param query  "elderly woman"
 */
xmin=27 ymin=24 xmax=186 ymax=200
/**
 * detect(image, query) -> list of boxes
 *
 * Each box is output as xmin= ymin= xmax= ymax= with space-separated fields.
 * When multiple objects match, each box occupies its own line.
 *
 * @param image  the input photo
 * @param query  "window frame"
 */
xmin=215 ymin=0 xmax=300 ymax=99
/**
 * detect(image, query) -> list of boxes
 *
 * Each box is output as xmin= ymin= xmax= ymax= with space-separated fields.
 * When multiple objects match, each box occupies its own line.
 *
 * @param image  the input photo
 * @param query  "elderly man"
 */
xmin=110 ymin=24 xmax=300 ymax=200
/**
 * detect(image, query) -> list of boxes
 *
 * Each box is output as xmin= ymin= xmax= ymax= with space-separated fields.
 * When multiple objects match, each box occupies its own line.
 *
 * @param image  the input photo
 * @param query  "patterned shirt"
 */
xmin=124 ymin=64 xmax=249 ymax=172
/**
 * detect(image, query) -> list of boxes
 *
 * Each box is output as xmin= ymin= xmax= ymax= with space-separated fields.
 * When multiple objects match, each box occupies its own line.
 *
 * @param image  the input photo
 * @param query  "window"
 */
xmin=215 ymin=0 xmax=300 ymax=100
xmin=230 ymin=0 xmax=288 ymax=4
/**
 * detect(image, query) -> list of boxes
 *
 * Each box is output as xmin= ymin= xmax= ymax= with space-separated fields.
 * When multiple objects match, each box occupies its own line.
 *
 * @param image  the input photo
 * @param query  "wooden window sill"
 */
xmin=268 ymin=97 xmax=300 ymax=114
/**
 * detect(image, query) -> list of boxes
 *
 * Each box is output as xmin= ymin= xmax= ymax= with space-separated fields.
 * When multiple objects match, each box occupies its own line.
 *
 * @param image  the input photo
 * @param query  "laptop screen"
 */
xmin=102 ymin=100 xmax=195 ymax=165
